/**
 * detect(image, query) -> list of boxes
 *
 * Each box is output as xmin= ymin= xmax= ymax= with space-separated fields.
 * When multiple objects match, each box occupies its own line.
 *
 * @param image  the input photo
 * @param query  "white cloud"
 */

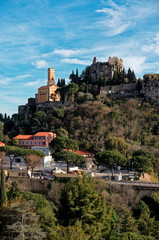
xmin=31 ymin=60 xmax=48 ymax=69
xmin=61 ymin=58 xmax=91 ymax=65
xmin=53 ymin=49 xmax=82 ymax=57
xmin=25 ymin=79 xmax=45 ymax=87
xmin=43 ymin=48 xmax=91 ymax=58
xmin=123 ymin=56 xmax=146 ymax=74
xmin=95 ymin=0 xmax=158 ymax=36
xmin=141 ymin=33 xmax=159 ymax=55
xmin=95 ymin=1 xmax=134 ymax=36
xmin=0 ymin=74 xmax=31 ymax=85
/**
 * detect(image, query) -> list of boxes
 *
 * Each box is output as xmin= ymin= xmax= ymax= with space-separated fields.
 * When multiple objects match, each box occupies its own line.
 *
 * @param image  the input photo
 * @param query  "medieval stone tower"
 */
xmin=82 ymin=56 xmax=124 ymax=83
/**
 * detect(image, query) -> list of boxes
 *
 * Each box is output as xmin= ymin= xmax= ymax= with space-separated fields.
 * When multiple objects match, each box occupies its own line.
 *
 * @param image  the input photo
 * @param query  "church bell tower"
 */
xmin=47 ymin=68 xmax=55 ymax=86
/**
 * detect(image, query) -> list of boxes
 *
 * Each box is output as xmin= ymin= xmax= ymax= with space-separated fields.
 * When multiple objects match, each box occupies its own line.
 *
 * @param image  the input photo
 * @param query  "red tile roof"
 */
xmin=14 ymin=135 xmax=33 ymax=140
xmin=34 ymin=132 xmax=53 ymax=136
xmin=0 ymin=142 xmax=5 ymax=146
xmin=68 ymin=149 xmax=94 ymax=156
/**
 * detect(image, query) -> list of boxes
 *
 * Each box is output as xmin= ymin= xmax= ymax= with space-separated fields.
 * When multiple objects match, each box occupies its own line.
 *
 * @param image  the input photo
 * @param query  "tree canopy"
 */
xmin=54 ymin=150 xmax=85 ymax=173
xmin=95 ymin=150 xmax=127 ymax=176
xmin=50 ymin=137 xmax=78 ymax=153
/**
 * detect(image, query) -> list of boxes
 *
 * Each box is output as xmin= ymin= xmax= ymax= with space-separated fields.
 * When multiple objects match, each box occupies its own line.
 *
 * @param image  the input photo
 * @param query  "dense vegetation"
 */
xmin=1 ymin=174 xmax=159 ymax=239
xmin=1 ymin=98 xmax=159 ymax=176
xmin=1 ymin=66 xmax=159 ymax=239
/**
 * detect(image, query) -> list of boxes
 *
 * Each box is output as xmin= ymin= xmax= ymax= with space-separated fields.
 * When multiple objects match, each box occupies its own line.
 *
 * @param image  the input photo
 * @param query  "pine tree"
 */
xmin=0 ymin=167 xmax=7 ymax=207
xmin=59 ymin=172 xmax=109 ymax=238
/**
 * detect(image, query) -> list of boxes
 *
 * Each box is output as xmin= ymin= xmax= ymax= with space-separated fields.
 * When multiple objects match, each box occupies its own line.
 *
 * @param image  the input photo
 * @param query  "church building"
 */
xmin=37 ymin=68 xmax=60 ymax=103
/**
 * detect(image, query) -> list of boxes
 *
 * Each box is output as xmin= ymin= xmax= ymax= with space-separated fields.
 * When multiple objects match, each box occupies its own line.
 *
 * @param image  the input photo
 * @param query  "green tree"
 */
xmin=58 ymin=172 xmax=108 ymax=239
xmin=31 ymin=111 xmax=48 ymax=133
xmin=50 ymin=137 xmax=78 ymax=153
xmin=131 ymin=150 xmax=154 ymax=177
xmin=7 ymin=181 xmax=21 ymax=201
xmin=56 ymin=225 xmax=89 ymax=240
xmin=138 ymin=211 xmax=159 ymax=239
xmin=67 ymin=83 xmax=79 ymax=102
xmin=95 ymin=150 xmax=127 ymax=176
xmin=105 ymin=137 xmax=128 ymax=155
xmin=0 ymin=121 xmax=3 ymax=142
xmin=54 ymin=150 xmax=85 ymax=173
xmin=110 ymin=232 xmax=155 ymax=240
xmin=22 ymin=192 xmax=57 ymax=239
xmin=56 ymin=127 xmax=69 ymax=138
xmin=0 ymin=167 xmax=7 ymax=207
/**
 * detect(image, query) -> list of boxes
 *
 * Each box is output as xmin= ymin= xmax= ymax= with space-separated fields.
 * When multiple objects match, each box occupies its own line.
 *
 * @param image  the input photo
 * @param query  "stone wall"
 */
xmin=18 ymin=100 xmax=70 ymax=115
xmin=100 ymin=83 xmax=137 ymax=99
xmin=6 ymin=177 xmax=52 ymax=193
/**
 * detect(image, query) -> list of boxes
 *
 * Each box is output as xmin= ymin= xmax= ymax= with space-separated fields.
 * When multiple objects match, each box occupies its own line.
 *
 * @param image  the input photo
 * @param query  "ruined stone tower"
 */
xmin=82 ymin=56 xmax=124 ymax=83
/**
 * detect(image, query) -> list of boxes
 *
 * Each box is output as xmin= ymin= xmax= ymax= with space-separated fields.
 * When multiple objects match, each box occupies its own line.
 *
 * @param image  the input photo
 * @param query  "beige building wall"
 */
xmin=37 ymin=68 xmax=60 ymax=103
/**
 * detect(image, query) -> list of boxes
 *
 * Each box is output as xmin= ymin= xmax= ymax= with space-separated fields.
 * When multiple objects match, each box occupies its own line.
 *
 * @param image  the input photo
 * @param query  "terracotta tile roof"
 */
xmin=13 ymin=135 xmax=34 ymax=140
xmin=34 ymin=132 xmax=53 ymax=136
xmin=68 ymin=149 xmax=94 ymax=156
xmin=0 ymin=142 xmax=5 ymax=146
xmin=38 ymin=85 xmax=48 ymax=89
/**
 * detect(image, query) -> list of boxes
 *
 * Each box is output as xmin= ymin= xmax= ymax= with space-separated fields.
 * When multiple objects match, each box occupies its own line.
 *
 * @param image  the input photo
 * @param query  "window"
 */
xmin=31 ymin=141 xmax=32 ymax=145
xmin=15 ymin=158 xmax=21 ymax=163
xmin=27 ymin=141 xmax=28 ymax=145
xmin=39 ymin=142 xmax=41 ymax=145
xmin=42 ymin=142 xmax=46 ymax=145
xmin=19 ymin=141 xmax=21 ymax=144
xmin=35 ymin=141 xmax=36 ymax=145
xmin=22 ymin=141 xmax=24 ymax=145
xmin=39 ymin=137 xmax=41 ymax=139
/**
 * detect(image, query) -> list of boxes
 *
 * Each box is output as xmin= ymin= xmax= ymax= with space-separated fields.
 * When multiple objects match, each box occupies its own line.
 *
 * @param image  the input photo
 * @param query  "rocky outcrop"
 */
xmin=141 ymin=79 xmax=159 ymax=104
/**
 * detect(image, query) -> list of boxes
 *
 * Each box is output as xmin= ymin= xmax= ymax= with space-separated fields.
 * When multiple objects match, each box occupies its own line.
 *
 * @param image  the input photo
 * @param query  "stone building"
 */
xmin=18 ymin=68 xmax=62 ymax=116
xmin=37 ymin=68 xmax=60 ymax=103
xmin=82 ymin=56 xmax=124 ymax=82
xmin=18 ymin=98 xmax=36 ymax=115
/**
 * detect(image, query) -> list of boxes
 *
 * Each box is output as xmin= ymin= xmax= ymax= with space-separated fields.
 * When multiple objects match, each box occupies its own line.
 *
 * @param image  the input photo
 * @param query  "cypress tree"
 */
xmin=0 ymin=167 xmax=7 ymax=207
xmin=0 ymin=121 xmax=3 ymax=141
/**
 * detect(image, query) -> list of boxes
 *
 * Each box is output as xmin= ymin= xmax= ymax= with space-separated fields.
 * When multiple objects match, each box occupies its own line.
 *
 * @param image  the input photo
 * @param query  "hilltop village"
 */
xmin=18 ymin=56 xmax=159 ymax=116
xmin=1 ymin=57 xmax=159 ymax=239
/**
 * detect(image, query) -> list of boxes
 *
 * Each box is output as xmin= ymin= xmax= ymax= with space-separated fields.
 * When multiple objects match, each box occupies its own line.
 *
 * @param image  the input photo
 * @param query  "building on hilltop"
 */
xmin=18 ymin=68 xmax=62 ymax=115
xmin=82 ymin=56 xmax=124 ymax=83
xmin=37 ymin=68 xmax=60 ymax=103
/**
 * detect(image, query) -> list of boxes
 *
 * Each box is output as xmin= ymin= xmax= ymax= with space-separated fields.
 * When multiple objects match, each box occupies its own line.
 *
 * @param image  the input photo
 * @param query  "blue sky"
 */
xmin=0 ymin=0 xmax=159 ymax=116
